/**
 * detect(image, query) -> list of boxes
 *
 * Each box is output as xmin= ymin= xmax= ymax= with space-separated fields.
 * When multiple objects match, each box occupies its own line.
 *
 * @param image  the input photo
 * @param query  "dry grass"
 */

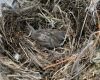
xmin=0 ymin=0 xmax=100 ymax=80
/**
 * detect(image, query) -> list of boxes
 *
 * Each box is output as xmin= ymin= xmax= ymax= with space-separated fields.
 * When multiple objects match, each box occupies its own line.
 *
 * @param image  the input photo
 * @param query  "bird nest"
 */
xmin=0 ymin=0 xmax=100 ymax=80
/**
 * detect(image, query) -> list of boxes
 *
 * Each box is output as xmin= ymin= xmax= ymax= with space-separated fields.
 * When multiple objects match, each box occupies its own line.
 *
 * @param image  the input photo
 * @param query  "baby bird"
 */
xmin=30 ymin=29 xmax=65 ymax=49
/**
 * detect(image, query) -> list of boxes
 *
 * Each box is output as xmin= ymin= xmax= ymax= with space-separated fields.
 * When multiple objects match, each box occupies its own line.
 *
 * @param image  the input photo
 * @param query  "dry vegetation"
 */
xmin=0 ymin=0 xmax=100 ymax=80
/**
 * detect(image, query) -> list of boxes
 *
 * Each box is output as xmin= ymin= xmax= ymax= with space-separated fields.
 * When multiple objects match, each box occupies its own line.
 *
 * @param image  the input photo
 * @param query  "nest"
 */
xmin=0 ymin=0 xmax=100 ymax=80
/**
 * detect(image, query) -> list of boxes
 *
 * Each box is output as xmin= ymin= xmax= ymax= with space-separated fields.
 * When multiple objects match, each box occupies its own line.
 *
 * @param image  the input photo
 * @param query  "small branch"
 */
xmin=43 ymin=54 xmax=77 ymax=70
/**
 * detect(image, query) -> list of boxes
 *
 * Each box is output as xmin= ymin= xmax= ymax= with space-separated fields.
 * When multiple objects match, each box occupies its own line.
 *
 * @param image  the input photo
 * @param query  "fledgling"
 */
xmin=30 ymin=29 xmax=66 ymax=49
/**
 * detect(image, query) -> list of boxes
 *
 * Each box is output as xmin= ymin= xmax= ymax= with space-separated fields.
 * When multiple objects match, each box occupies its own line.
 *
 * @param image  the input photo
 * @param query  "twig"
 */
xmin=43 ymin=54 xmax=77 ymax=70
